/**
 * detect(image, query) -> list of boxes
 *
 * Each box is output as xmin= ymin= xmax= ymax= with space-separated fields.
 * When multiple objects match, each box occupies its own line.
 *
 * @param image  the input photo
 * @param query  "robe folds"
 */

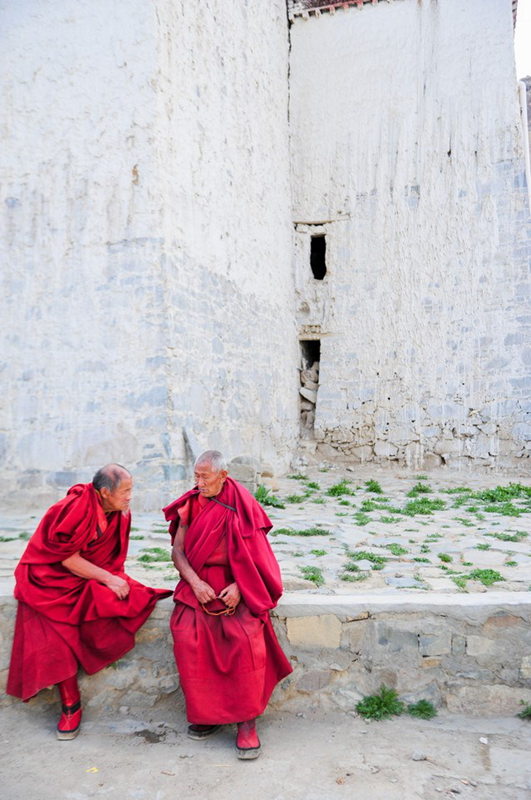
xmin=7 ymin=483 xmax=172 ymax=701
xmin=163 ymin=477 xmax=293 ymax=725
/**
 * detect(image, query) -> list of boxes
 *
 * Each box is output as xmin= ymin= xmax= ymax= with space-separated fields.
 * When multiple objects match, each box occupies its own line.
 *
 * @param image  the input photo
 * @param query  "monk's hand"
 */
xmin=192 ymin=579 xmax=217 ymax=605
xmin=218 ymin=582 xmax=241 ymax=610
xmin=105 ymin=574 xmax=130 ymax=600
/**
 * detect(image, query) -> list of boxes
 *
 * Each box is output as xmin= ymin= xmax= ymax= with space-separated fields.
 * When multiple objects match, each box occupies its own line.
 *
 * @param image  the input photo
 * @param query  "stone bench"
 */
xmin=2 ymin=593 xmax=531 ymax=716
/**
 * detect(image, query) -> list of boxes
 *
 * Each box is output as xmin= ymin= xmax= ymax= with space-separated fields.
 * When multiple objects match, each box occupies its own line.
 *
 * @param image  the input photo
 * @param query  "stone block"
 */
xmin=331 ymin=686 xmax=363 ymax=712
xmin=296 ymin=669 xmax=332 ymax=693
xmin=286 ymin=614 xmax=342 ymax=649
xmin=376 ymin=623 xmax=419 ymax=654
xmin=452 ymin=635 xmax=466 ymax=655
xmin=300 ymin=387 xmax=317 ymax=404
xmin=484 ymin=613 xmax=523 ymax=629
xmin=419 ymin=632 xmax=452 ymax=657
xmin=400 ymin=682 xmax=441 ymax=708
xmin=520 ymin=655 xmax=531 ymax=680
xmin=446 ymin=684 xmax=531 ymax=716
xmin=341 ymin=620 xmax=367 ymax=653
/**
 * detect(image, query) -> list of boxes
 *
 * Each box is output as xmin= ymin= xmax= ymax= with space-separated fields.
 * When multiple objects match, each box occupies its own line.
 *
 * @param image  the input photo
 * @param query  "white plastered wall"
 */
xmin=0 ymin=0 xmax=298 ymax=509
xmin=289 ymin=0 xmax=531 ymax=469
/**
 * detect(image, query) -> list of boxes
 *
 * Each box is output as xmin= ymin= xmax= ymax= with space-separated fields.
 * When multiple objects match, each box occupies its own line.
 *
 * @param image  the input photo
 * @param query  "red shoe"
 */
xmin=57 ymin=700 xmax=82 ymax=740
xmin=187 ymin=723 xmax=221 ymax=740
xmin=236 ymin=719 xmax=261 ymax=760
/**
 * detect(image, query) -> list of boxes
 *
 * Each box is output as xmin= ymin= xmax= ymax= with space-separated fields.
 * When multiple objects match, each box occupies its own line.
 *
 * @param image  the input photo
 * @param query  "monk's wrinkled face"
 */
xmin=194 ymin=464 xmax=227 ymax=498
xmin=100 ymin=477 xmax=133 ymax=513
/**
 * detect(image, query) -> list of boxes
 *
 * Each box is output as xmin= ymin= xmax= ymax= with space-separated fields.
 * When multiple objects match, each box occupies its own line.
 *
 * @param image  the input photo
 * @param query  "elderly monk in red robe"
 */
xmin=7 ymin=463 xmax=172 ymax=739
xmin=163 ymin=450 xmax=292 ymax=760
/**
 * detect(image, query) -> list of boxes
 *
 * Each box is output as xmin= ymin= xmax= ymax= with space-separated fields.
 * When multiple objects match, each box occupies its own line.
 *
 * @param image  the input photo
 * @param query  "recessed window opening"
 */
xmin=299 ymin=339 xmax=321 ymax=435
xmin=310 ymin=235 xmax=327 ymax=280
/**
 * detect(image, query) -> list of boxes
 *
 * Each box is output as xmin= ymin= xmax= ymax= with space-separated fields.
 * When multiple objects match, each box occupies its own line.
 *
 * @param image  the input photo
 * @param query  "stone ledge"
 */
xmin=3 ymin=594 xmax=531 ymax=716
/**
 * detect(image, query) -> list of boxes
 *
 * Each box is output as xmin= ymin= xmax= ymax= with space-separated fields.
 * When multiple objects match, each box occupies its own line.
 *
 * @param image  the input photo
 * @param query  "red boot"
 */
xmin=236 ymin=719 xmax=261 ymax=760
xmin=57 ymin=676 xmax=82 ymax=740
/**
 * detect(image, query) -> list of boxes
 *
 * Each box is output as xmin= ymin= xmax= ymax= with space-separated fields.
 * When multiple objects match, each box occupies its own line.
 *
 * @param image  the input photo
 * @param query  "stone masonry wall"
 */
xmin=2 ymin=595 xmax=531 ymax=717
xmin=0 ymin=0 xmax=298 ymax=511
xmin=290 ymin=0 xmax=531 ymax=469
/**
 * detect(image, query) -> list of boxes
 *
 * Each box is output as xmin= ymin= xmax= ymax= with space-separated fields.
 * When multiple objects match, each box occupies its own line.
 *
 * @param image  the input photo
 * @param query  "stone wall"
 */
xmin=0 ymin=0 xmax=298 ymax=511
xmin=290 ymin=0 xmax=531 ymax=469
xmin=3 ymin=594 xmax=531 ymax=717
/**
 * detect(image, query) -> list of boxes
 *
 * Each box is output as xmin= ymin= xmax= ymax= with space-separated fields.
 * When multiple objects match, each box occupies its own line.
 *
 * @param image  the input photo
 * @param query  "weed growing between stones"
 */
xmin=485 ymin=531 xmax=528 ymax=542
xmin=347 ymin=550 xmax=387 ymax=569
xmin=356 ymin=685 xmax=404 ymax=721
xmin=438 ymin=553 xmax=452 ymax=563
xmin=387 ymin=543 xmax=408 ymax=556
xmin=484 ymin=502 xmax=522 ymax=517
xmin=381 ymin=515 xmax=402 ymax=524
xmin=407 ymin=482 xmax=432 ymax=497
xmin=468 ymin=568 xmax=505 ymax=586
xmin=254 ymin=485 xmax=286 ymax=508
xmin=326 ymin=480 xmax=354 ymax=497
xmin=312 ymin=497 xmax=326 ymax=504
xmin=138 ymin=547 xmax=172 ymax=563
xmin=353 ymin=512 xmax=370 ymax=526
xmin=285 ymin=494 xmax=306 ymax=504
xmin=273 ymin=527 xmax=329 ymax=537
xmin=306 ymin=481 xmax=320 ymax=490
xmin=506 ymin=560 xmax=518 ymax=567
xmin=287 ymin=473 xmax=306 ymax=480
xmin=402 ymin=498 xmax=445 ymax=516
xmin=407 ymin=700 xmax=437 ymax=720
xmin=476 ymin=543 xmax=491 ymax=550
xmin=310 ymin=549 xmax=327 ymax=556
xmin=365 ymin=479 xmax=383 ymax=494
xmin=130 ymin=535 xmax=145 ymax=540
xmin=0 ymin=535 xmax=16 ymax=542
xmin=340 ymin=572 xmax=368 ymax=582
xmin=338 ymin=499 xmax=351 ymax=506
xmin=414 ymin=557 xmax=431 ymax=563
xmin=517 ymin=701 xmax=531 ymax=720
xmin=453 ymin=517 xmax=475 ymax=527
xmin=19 ymin=532 xmax=30 ymax=541
xmin=300 ymin=565 xmax=325 ymax=586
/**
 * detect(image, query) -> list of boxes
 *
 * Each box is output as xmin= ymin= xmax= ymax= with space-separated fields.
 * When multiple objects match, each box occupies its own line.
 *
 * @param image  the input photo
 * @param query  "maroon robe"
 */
xmin=163 ymin=477 xmax=292 ymax=724
xmin=7 ymin=483 xmax=171 ymax=701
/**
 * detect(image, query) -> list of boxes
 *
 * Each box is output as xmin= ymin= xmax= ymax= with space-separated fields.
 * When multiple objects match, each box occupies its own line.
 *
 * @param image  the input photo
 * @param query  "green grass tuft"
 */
xmin=407 ymin=700 xmax=437 ymax=720
xmin=365 ymin=479 xmax=383 ymax=494
xmin=356 ymin=685 xmax=404 ymax=721
xmin=254 ymin=485 xmax=286 ymax=508
xmin=402 ymin=498 xmax=445 ymax=516
xmin=300 ymin=565 xmax=325 ymax=586
xmin=326 ymin=480 xmax=354 ymax=497
xmin=387 ymin=543 xmax=408 ymax=556
xmin=138 ymin=547 xmax=172 ymax=563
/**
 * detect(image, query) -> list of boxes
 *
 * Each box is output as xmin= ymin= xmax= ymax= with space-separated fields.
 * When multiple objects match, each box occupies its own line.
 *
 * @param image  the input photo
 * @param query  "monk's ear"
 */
xmin=220 ymin=470 xmax=228 ymax=481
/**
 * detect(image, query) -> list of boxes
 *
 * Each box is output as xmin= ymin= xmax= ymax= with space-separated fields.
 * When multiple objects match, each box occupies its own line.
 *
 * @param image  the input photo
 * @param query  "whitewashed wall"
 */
xmin=290 ymin=0 xmax=531 ymax=469
xmin=0 ymin=0 xmax=298 ymax=510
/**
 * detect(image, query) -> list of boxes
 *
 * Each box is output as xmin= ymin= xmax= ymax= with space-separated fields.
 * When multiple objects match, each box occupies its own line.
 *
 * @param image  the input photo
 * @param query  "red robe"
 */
xmin=7 ymin=483 xmax=172 ymax=701
xmin=163 ymin=477 xmax=292 ymax=724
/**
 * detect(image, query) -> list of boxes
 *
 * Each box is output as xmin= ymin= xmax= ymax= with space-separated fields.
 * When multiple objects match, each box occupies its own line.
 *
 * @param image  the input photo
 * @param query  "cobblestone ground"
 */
xmin=1 ymin=466 xmax=531 ymax=596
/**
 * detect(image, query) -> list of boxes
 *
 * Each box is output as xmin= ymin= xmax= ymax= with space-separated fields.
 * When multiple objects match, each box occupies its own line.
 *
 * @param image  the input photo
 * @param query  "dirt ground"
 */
xmin=1 ymin=701 xmax=530 ymax=800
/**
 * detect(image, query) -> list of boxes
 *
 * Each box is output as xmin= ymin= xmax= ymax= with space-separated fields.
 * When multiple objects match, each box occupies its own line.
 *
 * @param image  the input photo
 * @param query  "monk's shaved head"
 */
xmin=194 ymin=450 xmax=227 ymax=474
xmin=92 ymin=464 xmax=132 ymax=493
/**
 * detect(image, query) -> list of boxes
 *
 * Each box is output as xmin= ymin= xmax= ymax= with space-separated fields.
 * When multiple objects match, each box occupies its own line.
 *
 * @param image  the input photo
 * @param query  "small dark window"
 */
xmin=310 ymin=235 xmax=326 ymax=280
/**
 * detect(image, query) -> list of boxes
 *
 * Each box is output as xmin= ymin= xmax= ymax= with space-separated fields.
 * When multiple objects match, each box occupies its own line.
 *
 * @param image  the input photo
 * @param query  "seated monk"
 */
xmin=163 ymin=450 xmax=293 ymax=760
xmin=6 ymin=463 xmax=172 ymax=739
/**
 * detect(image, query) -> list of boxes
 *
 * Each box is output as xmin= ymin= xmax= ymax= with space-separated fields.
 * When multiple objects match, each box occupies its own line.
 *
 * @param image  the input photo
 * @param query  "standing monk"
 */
xmin=163 ymin=450 xmax=292 ymax=760
xmin=7 ymin=464 xmax=172 ymax=739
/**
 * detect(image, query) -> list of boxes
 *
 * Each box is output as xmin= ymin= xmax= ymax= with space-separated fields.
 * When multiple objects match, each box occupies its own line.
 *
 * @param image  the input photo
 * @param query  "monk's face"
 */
xmin=194 ymin=464 xmax=227 ymax=498
xmin=100 ymin=477 xmax=133 ymax=513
